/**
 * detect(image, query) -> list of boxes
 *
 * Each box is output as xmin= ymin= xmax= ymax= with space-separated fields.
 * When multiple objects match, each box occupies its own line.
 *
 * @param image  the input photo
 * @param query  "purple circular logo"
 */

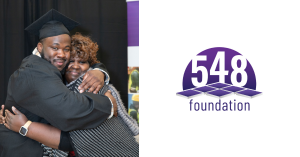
xmin=183 ymin=47 xmax=256 ymax=90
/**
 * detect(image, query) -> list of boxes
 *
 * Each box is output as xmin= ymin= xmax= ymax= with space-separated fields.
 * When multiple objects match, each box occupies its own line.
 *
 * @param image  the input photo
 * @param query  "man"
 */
xmin=0 ymin=9 xmax=117 ymax=157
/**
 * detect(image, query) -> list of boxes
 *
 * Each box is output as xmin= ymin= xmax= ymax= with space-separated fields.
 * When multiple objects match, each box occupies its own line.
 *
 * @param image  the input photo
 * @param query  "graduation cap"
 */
xmin=25 ymin=9 xmax=79 ymax=40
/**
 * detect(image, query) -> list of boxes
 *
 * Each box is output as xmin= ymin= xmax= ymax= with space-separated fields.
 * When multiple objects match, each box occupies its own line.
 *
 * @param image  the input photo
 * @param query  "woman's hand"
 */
xmin=3 ymin=106 xmax=28 ymax=133
xmin=0 ymin=105 xmax=4 ymax=124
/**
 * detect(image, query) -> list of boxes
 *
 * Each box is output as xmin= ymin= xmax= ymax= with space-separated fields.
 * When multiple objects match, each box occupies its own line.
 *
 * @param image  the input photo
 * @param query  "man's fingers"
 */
xmin=82 ymin=77 xmax=96 ymax=93
xmin=82 ymin=72 xmax=89 ymax=82
xmin=80 ymin=70 xmax=105 ymax=93
xmin=87 ymin=82 xmax=98 ymax=93
xmin=12 ymin=106 xmax=21 ymax=115
xmin=79 ymin=77 xmax=93 ymax=93
xmin=93 ymin=85 xmax=102 ymax=94
xmin=78 ymin=73 xmax=90 ymax=90
xmin=3 ymin=122 xmax=10 ymax=129
xmin=82 ymin=81 xmax=94 ymax=93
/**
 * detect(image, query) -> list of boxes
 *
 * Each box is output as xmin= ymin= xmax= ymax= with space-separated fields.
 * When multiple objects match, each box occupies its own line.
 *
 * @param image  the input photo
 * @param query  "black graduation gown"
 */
xmin=0 ymin=55 xmax=112 ymax=157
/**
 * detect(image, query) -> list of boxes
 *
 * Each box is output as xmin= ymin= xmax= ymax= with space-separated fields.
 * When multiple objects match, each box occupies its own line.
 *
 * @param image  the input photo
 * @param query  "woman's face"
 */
xmin=65 ymin=56 xmax=90 ymax=83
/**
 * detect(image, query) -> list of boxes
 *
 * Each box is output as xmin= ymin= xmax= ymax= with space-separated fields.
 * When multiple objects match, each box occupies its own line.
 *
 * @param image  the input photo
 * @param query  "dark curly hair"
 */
xmin=70 ymin=32 xmax=100 ymax=66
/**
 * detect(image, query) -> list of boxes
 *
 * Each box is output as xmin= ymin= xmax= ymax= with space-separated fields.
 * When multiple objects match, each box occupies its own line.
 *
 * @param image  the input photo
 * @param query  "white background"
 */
xmin=128 ymin=46 xmax=139 ymax=67
xmin=140 ymin=1 xmax=300 ymax=157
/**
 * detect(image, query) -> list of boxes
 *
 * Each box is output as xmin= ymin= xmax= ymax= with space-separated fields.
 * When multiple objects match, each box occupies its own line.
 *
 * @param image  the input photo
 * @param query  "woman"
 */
xmin=1 ymin=33 xmax=139 ymax=157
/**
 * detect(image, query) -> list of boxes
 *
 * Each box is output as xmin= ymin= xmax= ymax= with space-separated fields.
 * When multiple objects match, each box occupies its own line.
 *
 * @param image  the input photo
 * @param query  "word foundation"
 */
xmin=190 ymin=99 xmax=250 ymax=111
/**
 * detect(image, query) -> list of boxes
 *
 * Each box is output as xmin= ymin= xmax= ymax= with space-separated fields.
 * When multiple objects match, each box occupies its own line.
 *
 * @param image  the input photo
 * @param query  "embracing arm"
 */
xmin=8 ymin=63 xmax=113 ymax=131
xmin=79 ymin=63 xmax=110 ymax=94
xmin=2 ymin=90 xmax=116 ymax=151
xmin=91 ymin=62 xmax=110 ymax=83
xmin=3 ymin=106 xmax=71 ymax=150
xmin=23 ymin=122 xmax=61 ymax=149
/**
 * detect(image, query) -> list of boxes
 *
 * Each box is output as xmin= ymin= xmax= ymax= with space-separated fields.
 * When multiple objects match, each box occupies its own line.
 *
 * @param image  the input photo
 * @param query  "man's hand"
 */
xmin=78 ymin=70 xmax=105 ymax=94
xmin=105 ymin=90 xmax=118 ymax=117
xmin=0 ymin=105 xmax=4 ymax=124
xmin=3 ymin=106 xmax=28 ymax=133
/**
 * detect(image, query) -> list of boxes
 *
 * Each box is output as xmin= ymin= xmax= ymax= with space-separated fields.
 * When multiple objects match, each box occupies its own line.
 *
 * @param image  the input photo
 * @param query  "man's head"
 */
xmin=37 ymin=34 xmax=71 ymax=71
xmin=25 ymin=9 xmax=79 ymax=71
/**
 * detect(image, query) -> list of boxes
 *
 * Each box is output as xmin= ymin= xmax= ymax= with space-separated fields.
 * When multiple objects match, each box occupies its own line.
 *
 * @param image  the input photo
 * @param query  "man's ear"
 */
xmin=37 ymin=42 xmax=43 ymax=53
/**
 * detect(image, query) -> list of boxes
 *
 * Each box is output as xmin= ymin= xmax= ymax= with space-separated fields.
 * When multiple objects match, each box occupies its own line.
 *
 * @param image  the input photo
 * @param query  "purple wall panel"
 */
xmin=127 ymin=1 xmax=139 ymax=46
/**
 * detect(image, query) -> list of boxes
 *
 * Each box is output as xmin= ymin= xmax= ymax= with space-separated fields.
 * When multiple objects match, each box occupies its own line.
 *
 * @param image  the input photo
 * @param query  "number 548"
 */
xmin=192 ymin=51 xmax=247 ymax=87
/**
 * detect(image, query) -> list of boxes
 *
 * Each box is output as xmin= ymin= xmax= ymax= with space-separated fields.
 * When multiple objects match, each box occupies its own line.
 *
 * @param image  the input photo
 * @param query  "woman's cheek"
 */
xmin=83 ymin=65 xmax=89 ymax=72
xmin=68 ymin=63 xmax=73 ymax=69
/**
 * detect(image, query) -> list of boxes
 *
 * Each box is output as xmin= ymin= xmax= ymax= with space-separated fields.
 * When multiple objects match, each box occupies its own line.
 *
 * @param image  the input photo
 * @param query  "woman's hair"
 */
xmin=71 ymin=32 xmax=100 ymax=65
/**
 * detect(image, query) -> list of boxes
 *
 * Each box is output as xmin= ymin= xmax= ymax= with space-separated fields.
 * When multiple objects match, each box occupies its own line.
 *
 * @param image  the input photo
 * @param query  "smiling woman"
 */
xmin=65 ymin=33 xmax=100 ymax=83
